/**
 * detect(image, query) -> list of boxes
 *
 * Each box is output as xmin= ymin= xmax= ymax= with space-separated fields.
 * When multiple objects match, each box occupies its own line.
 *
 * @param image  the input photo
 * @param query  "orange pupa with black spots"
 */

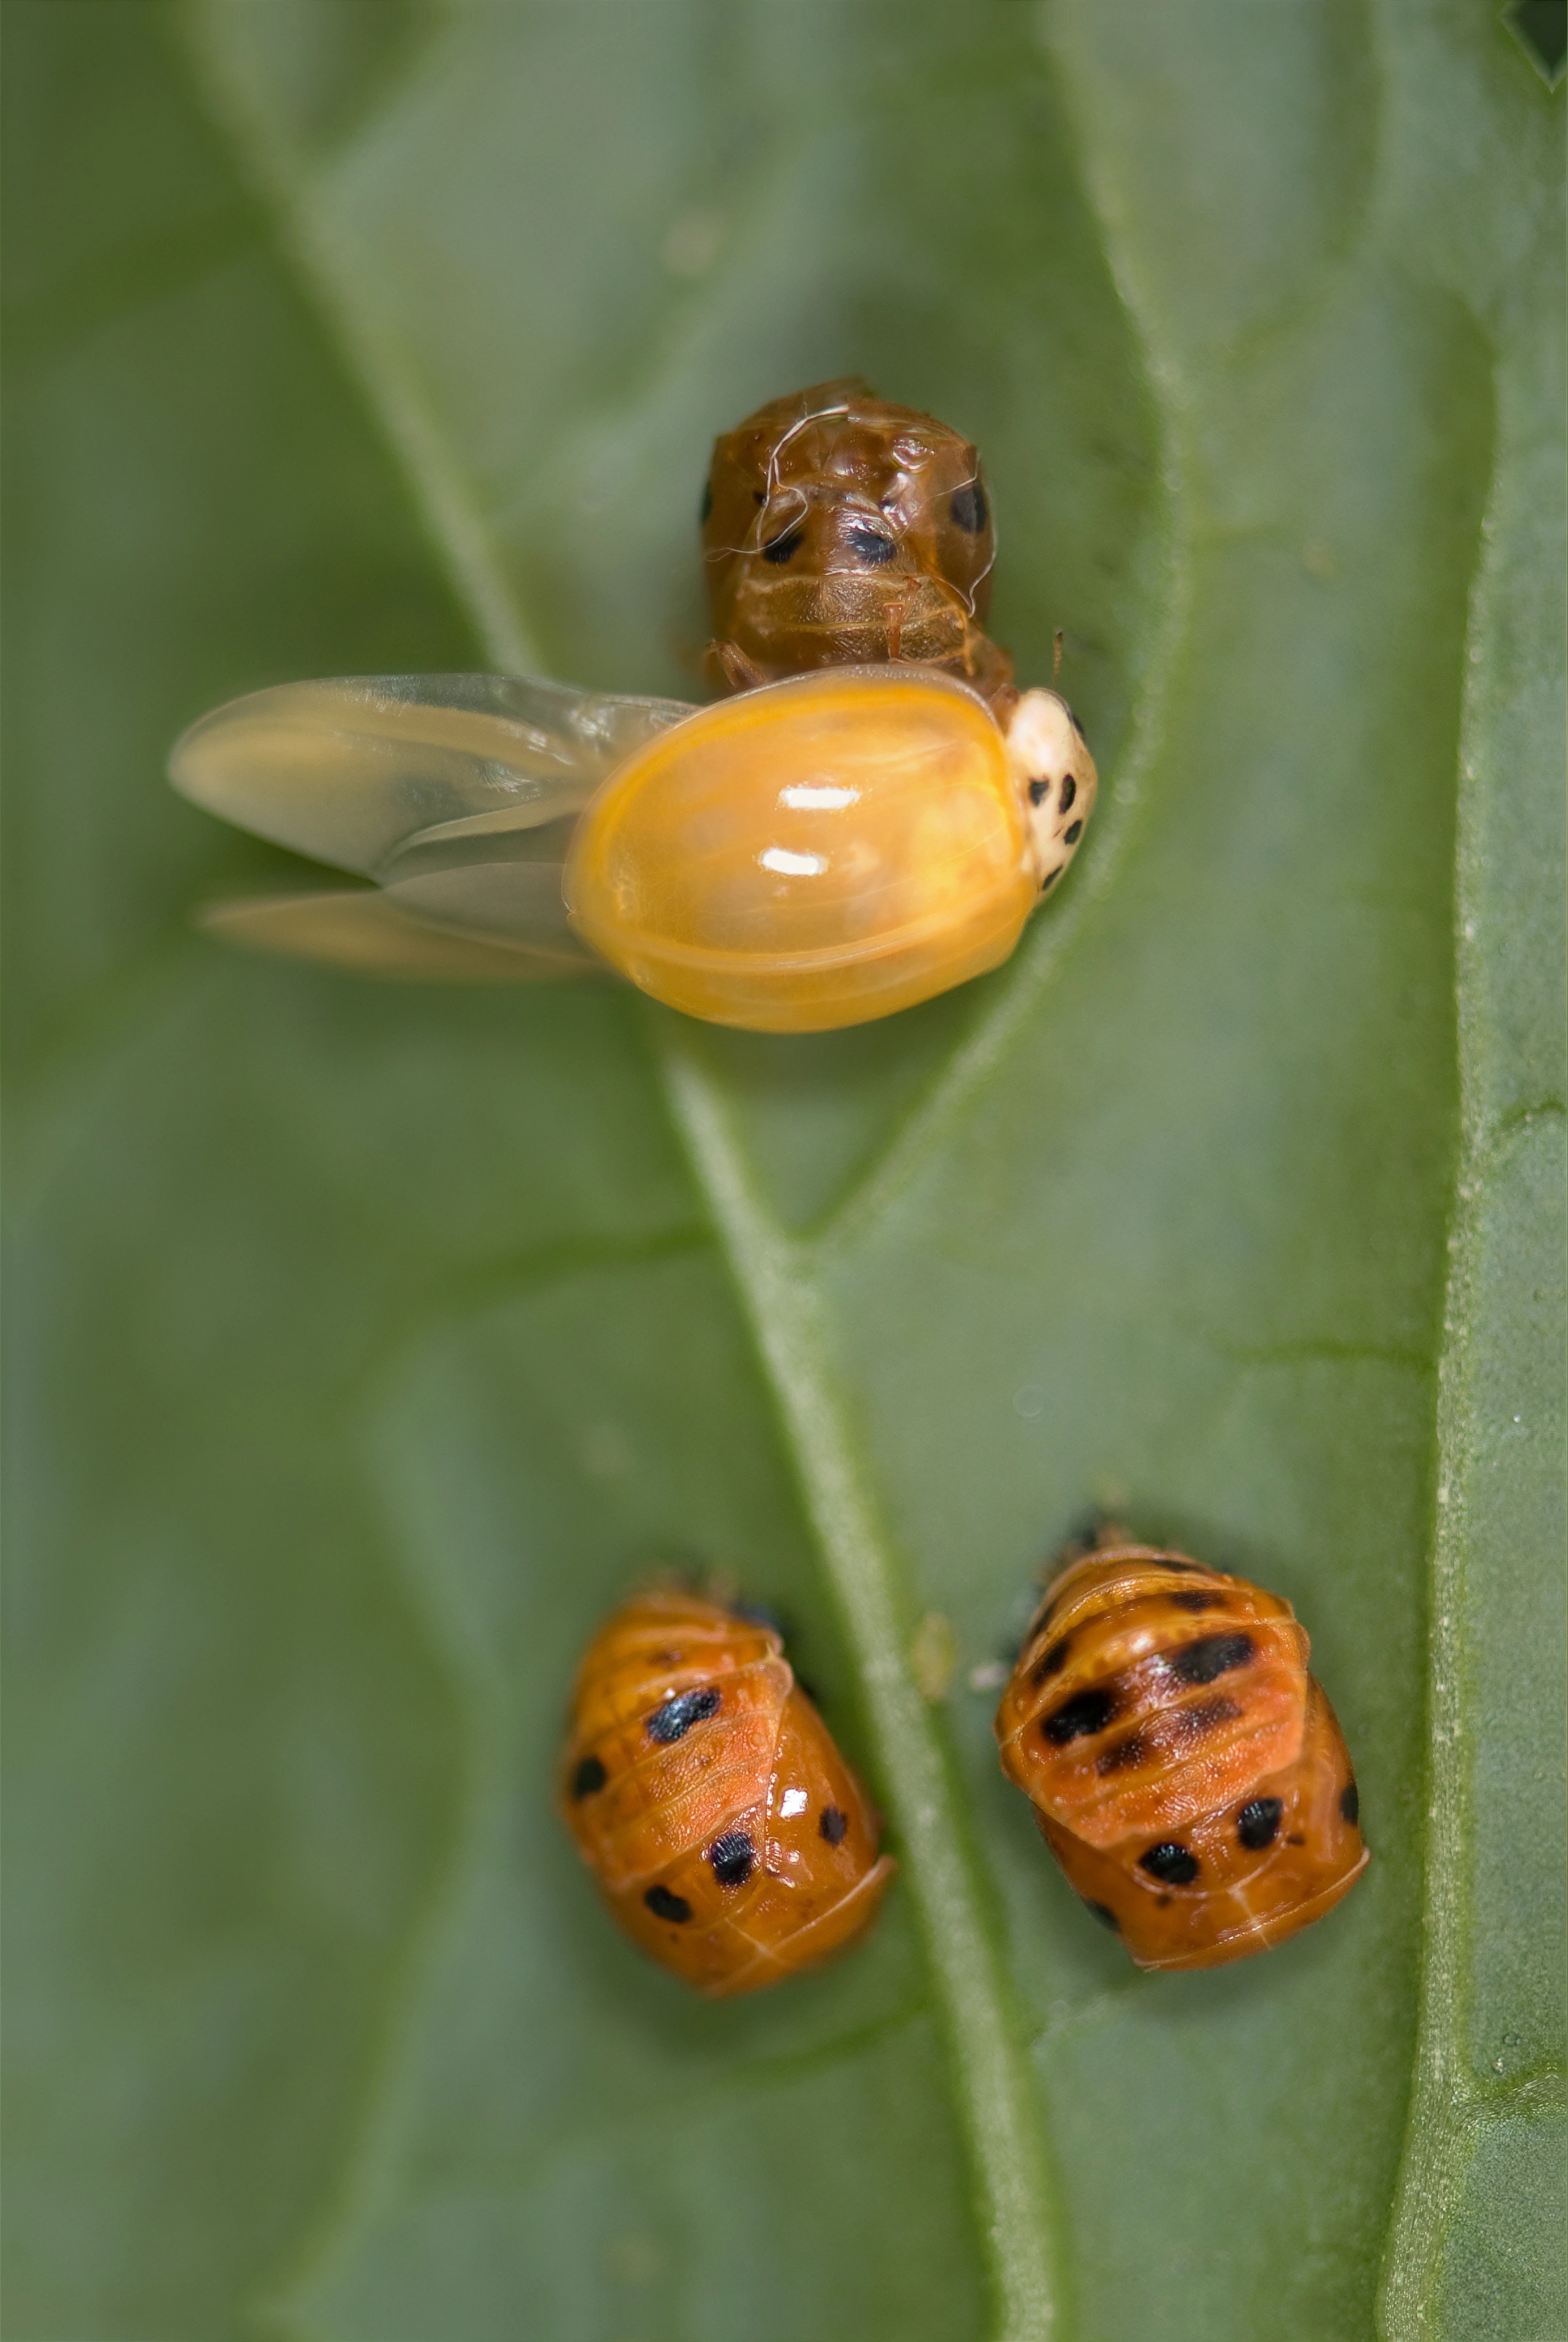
xmin=560 ymin=1589 xmax=894 ymax=1995
xmin=995 ymin=1542 xmax=1367 ymax=1970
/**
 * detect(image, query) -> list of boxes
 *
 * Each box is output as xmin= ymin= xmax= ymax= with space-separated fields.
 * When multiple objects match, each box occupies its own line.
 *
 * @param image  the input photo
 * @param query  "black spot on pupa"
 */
xmin=699 ymin=480 xmax=713 ymax=524
xmin=571 ymin=1754 xmax=608 ymax=1799
xmin=1028 ymin=1592 xmax=1061 ymax=1635
xmin=1086 ymin=1900 xmax=1121 ymax=1932
xmin=1030 ymin=1638 xmax=1071 ymax=1685
xmin=1171 ymin=1589 xmax=1222 ymax=1612
xmin=762 ymin=525 xmax=805 ymax=564
xmin=1237 ymin=1796 xmax=1283 ymax=1850
xmin=644 ymin=1883 xmax=693 ymax=1924
xmin=1043 ymin=1687 xmax=1117 ymax=1745
xmin=1058 ymin=774 xmax=1077 ymax=813
xmin=819 ymin=1806 xmax=848 ymax=1845
xmin=1139 ymin=1842 xmax=1200 ymax=1886
xmin=1175 ymin=1695 xmax=1242 ymax=1739
xmin=708 ymin=1830 xmax=755 ymax=1887
xmin=950 ymin=480 xmax=988 ymax=533
xmin=1063 ymin=819 xmax=1083 ymax=845
xmin=844 ymin=523 xmax=897 ymax=564
xmin=1096 ymin=1731 xmax=1147 ymax=1775
xmin=645 ymin=1686 xmax=721 ymax=1743
xmin=1168 ymin=1632 xmax=1254 ymax=1687
xmin=1341 ymin=1781 xmax=1360 ymax=1826
xmin=1027 ymin=776 xmax=1052 ymax=806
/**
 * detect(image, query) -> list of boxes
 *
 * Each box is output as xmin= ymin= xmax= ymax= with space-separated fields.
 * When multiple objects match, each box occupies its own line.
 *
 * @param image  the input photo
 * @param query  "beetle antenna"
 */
xmin=1053 ymin=628 xmax=1064 ymax=685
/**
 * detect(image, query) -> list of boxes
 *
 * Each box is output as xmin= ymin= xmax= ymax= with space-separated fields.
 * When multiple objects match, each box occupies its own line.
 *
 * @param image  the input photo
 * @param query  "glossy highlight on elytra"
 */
xmin=169 ymin=378 xmax=1099 ymax=1032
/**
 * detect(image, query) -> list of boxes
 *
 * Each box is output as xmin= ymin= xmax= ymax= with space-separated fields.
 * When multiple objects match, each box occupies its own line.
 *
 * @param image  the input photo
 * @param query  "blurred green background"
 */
xmin=5 ymin=6 xmax=1563 ymax=2340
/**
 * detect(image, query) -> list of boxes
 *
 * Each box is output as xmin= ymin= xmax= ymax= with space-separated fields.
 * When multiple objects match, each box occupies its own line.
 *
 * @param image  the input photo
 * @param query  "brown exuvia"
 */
xmin=701 ymin=377 xmax=1016 ymax=710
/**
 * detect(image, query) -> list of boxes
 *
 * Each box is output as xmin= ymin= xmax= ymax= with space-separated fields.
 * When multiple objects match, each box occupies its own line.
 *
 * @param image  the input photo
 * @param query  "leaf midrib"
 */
xmin=177 ymin=12 xmax=1122 ymax=2331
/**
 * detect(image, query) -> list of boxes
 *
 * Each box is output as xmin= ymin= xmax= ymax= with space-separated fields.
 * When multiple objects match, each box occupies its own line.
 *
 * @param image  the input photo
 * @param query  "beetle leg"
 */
xmin=707 ymin=637 xmax=771 ymax=695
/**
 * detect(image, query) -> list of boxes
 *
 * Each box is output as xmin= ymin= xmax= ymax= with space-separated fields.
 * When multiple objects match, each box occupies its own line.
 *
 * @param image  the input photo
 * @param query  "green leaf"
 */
xmin=5 ymin=6 xmax=1561 ymax=2340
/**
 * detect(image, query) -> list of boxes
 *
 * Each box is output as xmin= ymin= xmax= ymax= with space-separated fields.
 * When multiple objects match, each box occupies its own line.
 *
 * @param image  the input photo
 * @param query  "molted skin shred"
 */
xmin=559 ymin=1590 xmax=894 ymax=1996
xmin=563 ymin=666 xmax=1036 ymax=1032
xmin=994 ymin=1543 xmax=1368 ymax=1970
xmin=702 ymin=378 xmax=1014 ymax=707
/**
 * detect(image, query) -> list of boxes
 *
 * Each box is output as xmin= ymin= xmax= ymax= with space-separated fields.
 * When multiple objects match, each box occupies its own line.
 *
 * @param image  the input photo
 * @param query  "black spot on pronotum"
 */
xmin=571 ymin=1755 xmax=608 ymax=1799
xmin=1042 ymin=1687 xmax=1117 ymax=1746
xmin=1027 ymin=776 xmax=1052 ymax=806
xmin=1139 ymin=1842 xmax=1200 ymax=1886
xmin=1063 ymin=819 xmax=1083 ymax=845
xmin=699 ymin=480 xmax=713 ymax=524
xmin=1059 ymin=773 xmax=1077 ymax=813
xmin=1237 ymin=1796 xmax=1284 ymax=1850
xmin=819 ymin=1806 xmax=848 ymax=1845
xmin=1040 ymin=865 xmax=1065 ymax=889
xmin=1086 ymin=1900 xmax=1121 ymax=1933
xmin=1171 ymin=1589 xmax=1221 ymax=1613
xmin=1341 ymin=1781 xmax=1360 ymax=1826
xmin=645 ymin=1686 xmax=721 ymax=1744
xmin=1096 ymin=1731 xmax=1147 ymax=1775
xmin=1168 ymin=1632 xmax=1254 ymax=1687
xmin=708 ymin=1830 xmax=755 ymax=1887
xmin=762 ymin=525 xmax=805 ymax=564
xmin=950 ymin=480 xmax=988 ymax=533
xmin=844 ymin=523 xmax=897 ymax=564
xmin=644 ymin=1884 xmax=693 ymax=1924
xmin=1030 ymin=1638 xmax=1071 ymax=1685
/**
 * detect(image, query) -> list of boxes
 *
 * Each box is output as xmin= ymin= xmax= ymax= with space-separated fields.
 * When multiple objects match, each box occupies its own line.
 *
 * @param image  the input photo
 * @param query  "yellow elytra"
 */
xmin=565 ymin=667 xmax=1039 ymax=1032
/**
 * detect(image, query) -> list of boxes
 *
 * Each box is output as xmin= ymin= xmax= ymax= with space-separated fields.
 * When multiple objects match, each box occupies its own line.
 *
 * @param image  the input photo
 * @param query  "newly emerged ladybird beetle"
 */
xmin=994 ymin=1540 xmax=1368 ymax=1970
xmin=170 ymin=380 xmax=1097 ymax=1033
xmin=560 ymin=1588 xmax=894 ymax=1995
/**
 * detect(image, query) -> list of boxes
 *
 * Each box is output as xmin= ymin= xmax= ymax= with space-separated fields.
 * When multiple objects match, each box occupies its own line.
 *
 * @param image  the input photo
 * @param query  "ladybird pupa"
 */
xmin=994 ymin=1542 xmax=1367 ymax=1969
xmin=561 ymin=1589 xmax=894 ymax=1996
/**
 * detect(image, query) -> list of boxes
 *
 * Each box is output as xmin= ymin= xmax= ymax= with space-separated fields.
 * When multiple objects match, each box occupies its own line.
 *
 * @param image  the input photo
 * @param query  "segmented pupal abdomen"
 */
xmin=560 ymin=1590 xmax=894 ymax=1996
xmin=701 ymin=378 xmax=1013 ymax=706
xmin=994 ymin=1545 xmax=1367 ymax=1970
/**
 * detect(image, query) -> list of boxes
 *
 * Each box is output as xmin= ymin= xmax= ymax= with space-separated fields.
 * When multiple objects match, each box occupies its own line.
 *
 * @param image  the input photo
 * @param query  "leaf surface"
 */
xmin=5 ymin=5 xmax=1562 ymax=2339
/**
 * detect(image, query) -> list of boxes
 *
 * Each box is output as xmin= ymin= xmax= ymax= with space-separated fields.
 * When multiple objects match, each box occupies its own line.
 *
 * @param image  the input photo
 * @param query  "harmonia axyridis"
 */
xmin=169 ymin=380 xmax=1096 ymax=1032
xmin=994 ymin=1542 xmax=1367 ymax=1970
xmin=560 ymin=1589 xmax=894 ymax=1995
